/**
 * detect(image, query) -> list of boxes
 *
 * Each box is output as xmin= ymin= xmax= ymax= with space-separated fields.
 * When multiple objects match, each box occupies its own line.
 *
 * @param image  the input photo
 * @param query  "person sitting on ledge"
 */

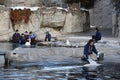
xmin=92 ymin=28 xmax=102 ymax=42
xmin=29 ymin=31 xmax=37 ymax=45
xmin=20 ymin=33 xmax=26 ymax=45
xmin=12 ymin=29 xmax=21 ymax=44
xmin=45 ymin=31 xmax=51 ymax=42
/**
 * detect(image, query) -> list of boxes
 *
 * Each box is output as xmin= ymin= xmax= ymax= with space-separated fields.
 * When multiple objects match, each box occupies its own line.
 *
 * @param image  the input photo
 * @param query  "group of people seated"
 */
xmin=12 ymin=30 xmax=37 ymax=46
xmin=12 ymin=30 xmax=52 ymax=46
xmin=83 ymin=28 xmax=102 ymax=62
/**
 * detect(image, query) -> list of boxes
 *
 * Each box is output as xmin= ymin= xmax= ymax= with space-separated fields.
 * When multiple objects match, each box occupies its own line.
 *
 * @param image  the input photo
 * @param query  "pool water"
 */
xmin=0 ymin=42 xmax=119 ymax=80
xmin=0 ymin=61 xmax=119 ymax=80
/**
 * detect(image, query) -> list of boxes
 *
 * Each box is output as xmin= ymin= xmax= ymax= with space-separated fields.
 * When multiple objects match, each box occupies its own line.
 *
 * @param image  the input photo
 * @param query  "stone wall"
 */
xmin=63 ymin=11 xmax=90 ymax=33
xmin=0 ymin=8 xmax=13 ymax=41
xmin=43 ymin=0 xmax=64 ymax=7
xmin=90 ymin=0 xmax=113 ymax=28
xmin=5 ymin=0 xmax=42 ymax=7
xmin=0 ymin=7 xmax=90 ymax=41
xmin=4 ymin=0 xmax=65 ymax=7
xmin=112 ymin=0 xmax=120 ymax=37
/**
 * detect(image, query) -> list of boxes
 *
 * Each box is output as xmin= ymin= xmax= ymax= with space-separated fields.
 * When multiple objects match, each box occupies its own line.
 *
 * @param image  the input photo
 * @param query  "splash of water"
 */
xmin=83 ymin=58 xmax=101 ymax=67
xmin=41 ymin=66 xmax=82 ymax=71
xmin=66 ymin=40 xmax=71 ymax=46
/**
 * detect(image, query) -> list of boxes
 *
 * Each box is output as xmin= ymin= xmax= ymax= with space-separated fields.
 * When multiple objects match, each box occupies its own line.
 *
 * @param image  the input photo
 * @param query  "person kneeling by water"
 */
xmin=82 ymin=39 xmax=99 ymax=63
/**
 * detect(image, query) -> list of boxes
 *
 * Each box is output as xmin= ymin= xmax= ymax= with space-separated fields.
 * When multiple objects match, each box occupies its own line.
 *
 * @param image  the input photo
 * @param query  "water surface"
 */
xmin=0 ymin=42 xmax=119 ymax=80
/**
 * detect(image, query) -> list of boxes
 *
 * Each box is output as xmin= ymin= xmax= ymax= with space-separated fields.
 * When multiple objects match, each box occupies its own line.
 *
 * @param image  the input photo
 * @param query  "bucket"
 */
xmin=98 ymin=53 xmax=104 ymax=61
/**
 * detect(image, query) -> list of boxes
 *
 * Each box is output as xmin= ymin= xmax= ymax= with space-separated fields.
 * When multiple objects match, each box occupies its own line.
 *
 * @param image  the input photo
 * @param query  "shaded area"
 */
xmin=64 ymin=28 xmax=113 ymax=38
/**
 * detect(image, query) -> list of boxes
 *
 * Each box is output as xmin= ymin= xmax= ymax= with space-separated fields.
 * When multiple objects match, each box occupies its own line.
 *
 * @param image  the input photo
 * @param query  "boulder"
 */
xmin=63 ymin=10 xmax=90 ymax=33
xmin=41 ymin=8 xmax=66 ymax=28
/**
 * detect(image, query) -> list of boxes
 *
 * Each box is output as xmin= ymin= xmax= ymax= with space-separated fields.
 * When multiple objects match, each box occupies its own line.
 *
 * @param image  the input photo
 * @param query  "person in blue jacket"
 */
xmin=45 ymin=31 xmax=51 ymax=42
xmin=29 ymin=31 xmax=37 ymax=45
xmin=92 ymin=28 xmax=102 ymax=42
xmin=83 ymin=39 xmax=98 ymax=61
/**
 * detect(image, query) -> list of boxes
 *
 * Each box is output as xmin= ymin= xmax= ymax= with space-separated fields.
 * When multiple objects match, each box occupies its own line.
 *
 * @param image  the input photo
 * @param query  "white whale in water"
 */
xmin=41 ymin=66 xmax=82 ymax=71
xmin=5 ymin=47 xmax=84 ymax=62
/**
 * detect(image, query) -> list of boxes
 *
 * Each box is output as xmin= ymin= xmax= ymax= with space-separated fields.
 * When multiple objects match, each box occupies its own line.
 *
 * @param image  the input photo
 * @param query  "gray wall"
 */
xmin=90 ymin=0 xmax=113 ymax=28
xmin=0 ymin=0 xmax=4 ymax=5
xmin=5 ymin=0 xmax=42 ymax=7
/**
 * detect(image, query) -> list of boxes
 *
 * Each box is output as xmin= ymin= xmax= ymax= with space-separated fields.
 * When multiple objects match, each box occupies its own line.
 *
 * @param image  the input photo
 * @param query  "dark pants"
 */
xmin=84 ymin=52 xmax=93 ymax=59
xmin=45 ymin=36 xmax=51 ymax=41
xmin=31 ymin=38 xmax=36 ymax=45
xmin=92 ymin=35 xmax=101 ymax=42
xmin=81 ymin=55 xmax=89 ymax=63
xmin=81 ymin=53 xmax=94 ymax=63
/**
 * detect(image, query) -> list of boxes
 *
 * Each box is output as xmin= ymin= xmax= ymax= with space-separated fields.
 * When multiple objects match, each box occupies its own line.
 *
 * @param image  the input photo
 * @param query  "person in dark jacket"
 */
xmin=45 ymin=31 xmax=51 ymax=42
xmin=83 ymin=39 xmax=98 ymax=61
xmin=24 ymin=31 xmax=29 ymax=42
xmin=12 ymin=29 xmax=21 ymax=43
xmin=92 ymin=28 xmax=102 ymax=42
xmin=20 ymin=33 xmax=26 ymax=45
xmin=12 ymin=29 xmax=21 ymax=49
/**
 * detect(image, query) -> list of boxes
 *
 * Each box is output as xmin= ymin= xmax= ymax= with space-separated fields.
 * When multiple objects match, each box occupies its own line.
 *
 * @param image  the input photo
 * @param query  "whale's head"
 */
xmin=5 ymin=48 xmax=21 ymax=62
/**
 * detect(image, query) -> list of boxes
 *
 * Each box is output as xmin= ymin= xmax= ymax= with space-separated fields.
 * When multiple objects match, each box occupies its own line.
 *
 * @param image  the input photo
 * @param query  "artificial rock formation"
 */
xmin=112 ymin=0 xmax=120 ymax=37
xmin=90 ymin=0 xmax=113 ymax=28
xmin=0 ymin=8 xmax=13 ymax=41
xmin=5 ymin=0 xmax=42 ymax=7
xmin=0 ymin=6 xmax=90 ymax=41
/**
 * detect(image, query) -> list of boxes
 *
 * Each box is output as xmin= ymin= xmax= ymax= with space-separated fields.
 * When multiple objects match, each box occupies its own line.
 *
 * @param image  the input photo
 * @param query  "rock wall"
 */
xmin=5 ymin=0 xmax=65 ymax=7
xmin=5 ymin=0 xmax=42 ymax=7
xmin=112 ymin=0 xmax=120 ymax=37
xmin=0 ymin=8 xmax=13 ymax=41
xmin=0 ymin=7 xmax=90 ymax=41
xmin=64 ymin=11 xmax=90 ymax=33
xmin=90 ymin=0 xmax=113 ymax=28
